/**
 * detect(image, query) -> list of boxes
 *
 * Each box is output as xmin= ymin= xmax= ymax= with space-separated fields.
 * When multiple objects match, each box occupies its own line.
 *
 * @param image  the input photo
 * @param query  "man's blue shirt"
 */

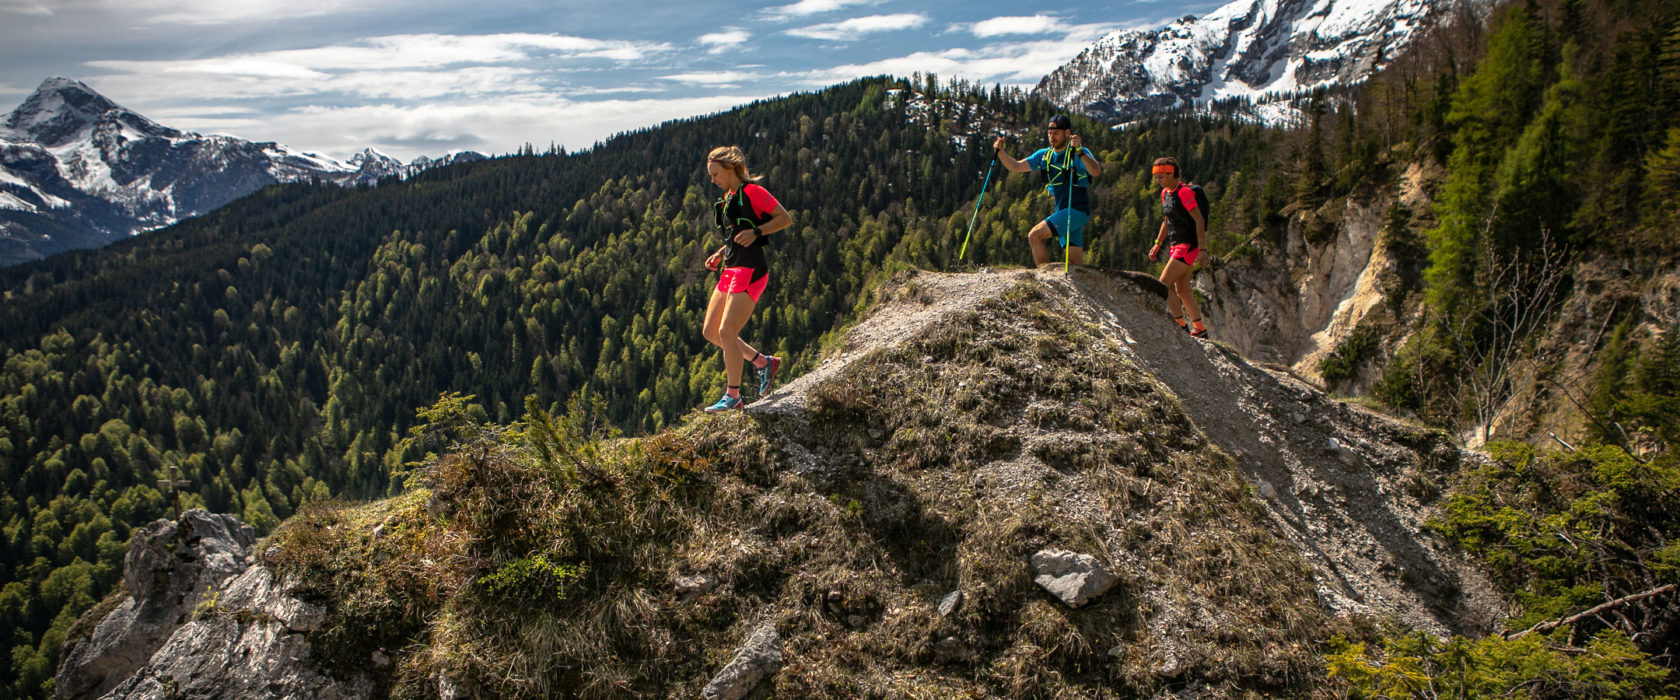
xmin=1024 ymin=147 xmax=1093 ymax=212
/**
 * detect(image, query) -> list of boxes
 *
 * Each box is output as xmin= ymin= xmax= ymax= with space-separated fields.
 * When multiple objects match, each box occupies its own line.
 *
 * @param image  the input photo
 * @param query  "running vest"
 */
xmin=714 ymin=183 xmax=776 ymax=272
xmin=1039 ymin=147 xmax=1092 ymax=212
xmin=1161 ymin=183 xmax=1206 ymax=247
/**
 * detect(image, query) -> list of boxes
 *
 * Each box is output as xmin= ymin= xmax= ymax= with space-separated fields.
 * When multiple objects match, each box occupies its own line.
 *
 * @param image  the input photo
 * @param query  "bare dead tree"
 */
xmin=1453 ymin=226 xmax=1569 ymax=443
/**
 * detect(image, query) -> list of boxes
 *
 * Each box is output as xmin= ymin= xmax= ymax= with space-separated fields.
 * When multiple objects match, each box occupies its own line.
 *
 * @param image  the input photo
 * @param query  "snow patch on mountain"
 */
xmin=1034 ymin=0 xmax=1473 ymax=124
xmin=1 ymin=77 xmax=487 ymax=266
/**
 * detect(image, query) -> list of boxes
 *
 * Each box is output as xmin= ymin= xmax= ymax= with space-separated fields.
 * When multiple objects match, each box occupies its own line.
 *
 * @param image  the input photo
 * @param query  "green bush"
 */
xmin=477 ymin=554 xmax=585 ymax=603
xmin=1328 ymin=629 xmax=1673 ymax=698
xmin=1320 ymin=326 xmax=1379 ymax=385
xmin=1429 ymin=444 xmax=1680 ymax=627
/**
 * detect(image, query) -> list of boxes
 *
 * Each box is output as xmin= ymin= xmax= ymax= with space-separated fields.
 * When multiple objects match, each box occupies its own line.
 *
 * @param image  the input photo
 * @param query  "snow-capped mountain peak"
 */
xmin=1 ymin=77 xmax=486 ymax=266
xmin=1 ymin=76 xmax=175 ymax=147
xmin=347 ymin=147 xmax=401 ymax=169
xmin=1034 ymin=0 xmax=1470 ymax=124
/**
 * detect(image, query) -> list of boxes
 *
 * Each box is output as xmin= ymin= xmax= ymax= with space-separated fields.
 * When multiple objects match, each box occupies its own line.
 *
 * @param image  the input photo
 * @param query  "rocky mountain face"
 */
xmin=1034 ymin=0 xmax=1471 ymax=123
xmin=54 ymin=269 xmax=1498 ymax=697
xmin=53 ymin=509 xmax=371 ymax=700
xmin=1201 ymin=181 xmax=1407 ymax=382
xmin=0 ymin=77 xmax=484 ymax=267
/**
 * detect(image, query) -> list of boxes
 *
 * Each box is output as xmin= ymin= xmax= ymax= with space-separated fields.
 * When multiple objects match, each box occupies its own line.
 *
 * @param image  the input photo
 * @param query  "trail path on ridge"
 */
xmin=753 ymin=267 xmax=1499 ymax=635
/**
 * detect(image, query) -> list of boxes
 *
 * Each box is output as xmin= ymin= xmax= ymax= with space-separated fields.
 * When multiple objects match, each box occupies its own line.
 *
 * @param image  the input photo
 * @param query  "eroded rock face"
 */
xmin=99 ymin=566 xmax=372 ymax=700
xmin=54 ymin=509 xmax=371 ymax=700
xmin=1204 ymin=193 xmax=1390 ymax=390
xmin=55 ymin=510 xmax=255 ymax=700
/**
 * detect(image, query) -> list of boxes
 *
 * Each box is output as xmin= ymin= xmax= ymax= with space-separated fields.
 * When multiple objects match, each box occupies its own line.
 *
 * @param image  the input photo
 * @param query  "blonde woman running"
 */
xmin=700 ymin=146 xmax=792 ymax=412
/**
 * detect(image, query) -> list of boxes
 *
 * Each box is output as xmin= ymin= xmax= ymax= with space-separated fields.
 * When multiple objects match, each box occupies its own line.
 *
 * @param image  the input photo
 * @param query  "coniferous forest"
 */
xmin=2 ymin=0 xmax=1679 ymax=694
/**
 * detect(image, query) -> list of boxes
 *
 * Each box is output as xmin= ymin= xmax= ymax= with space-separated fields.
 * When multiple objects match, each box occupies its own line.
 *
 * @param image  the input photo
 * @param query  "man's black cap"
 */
xmin=1047 ymin=114 xmax=1072 ymax=130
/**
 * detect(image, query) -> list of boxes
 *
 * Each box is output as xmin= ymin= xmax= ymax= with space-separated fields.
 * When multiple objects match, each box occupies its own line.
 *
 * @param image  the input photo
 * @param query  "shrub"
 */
xmin=1328 ymin=629 xmax=1672 ymax=698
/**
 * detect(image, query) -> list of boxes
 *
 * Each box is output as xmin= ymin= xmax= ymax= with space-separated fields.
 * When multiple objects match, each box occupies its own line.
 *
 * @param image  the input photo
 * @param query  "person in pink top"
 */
xmin=1148 ymin=157 xmax=1210 ymax=337
xmin=700 ymin=146 xmax=792 ymax=412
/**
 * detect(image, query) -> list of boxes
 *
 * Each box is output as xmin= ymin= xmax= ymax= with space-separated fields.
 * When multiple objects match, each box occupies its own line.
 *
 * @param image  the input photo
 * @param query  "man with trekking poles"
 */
xmin=993 ymin=114 xmax=1101 ymax=268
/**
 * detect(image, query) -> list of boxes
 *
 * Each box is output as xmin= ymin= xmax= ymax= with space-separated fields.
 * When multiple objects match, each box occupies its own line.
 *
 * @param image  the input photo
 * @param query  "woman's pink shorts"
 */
xmin=716 ymin=267 xmax=769 ymax=302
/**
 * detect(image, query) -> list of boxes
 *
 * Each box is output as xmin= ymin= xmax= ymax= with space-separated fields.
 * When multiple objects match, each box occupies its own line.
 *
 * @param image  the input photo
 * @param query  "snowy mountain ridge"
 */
xmin=0 ymin=77 xmax=484 ymax=267
xmin=1034 ymin=0 xmax=1474 ymax=124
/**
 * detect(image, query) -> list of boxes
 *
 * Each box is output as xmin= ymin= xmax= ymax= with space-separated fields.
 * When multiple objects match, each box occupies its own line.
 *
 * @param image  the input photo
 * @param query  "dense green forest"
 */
xmin=2 ymin=0 xmax=1679 ymax=693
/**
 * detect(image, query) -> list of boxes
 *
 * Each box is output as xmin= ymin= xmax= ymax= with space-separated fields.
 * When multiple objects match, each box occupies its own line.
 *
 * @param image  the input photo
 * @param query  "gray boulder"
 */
xmin=700 ymin=623 xmax=782 ymax=700
xmin=1031 ymin=549 xmax=1118 ymax=608
xmin=99 ymin=566 xmax=371 ymax=699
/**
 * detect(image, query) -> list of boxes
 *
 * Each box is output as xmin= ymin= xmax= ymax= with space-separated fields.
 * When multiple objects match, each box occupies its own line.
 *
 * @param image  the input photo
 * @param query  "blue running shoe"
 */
xmin=757 ymin=355 xmax=782 ymax=396
xmin=703 ymin=394 xmax=742 ymax=412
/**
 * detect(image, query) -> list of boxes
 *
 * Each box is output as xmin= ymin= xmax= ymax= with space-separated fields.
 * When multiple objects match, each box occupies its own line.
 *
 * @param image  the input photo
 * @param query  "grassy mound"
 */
xmin=263 ymin=277 xmax=1333 ymax=698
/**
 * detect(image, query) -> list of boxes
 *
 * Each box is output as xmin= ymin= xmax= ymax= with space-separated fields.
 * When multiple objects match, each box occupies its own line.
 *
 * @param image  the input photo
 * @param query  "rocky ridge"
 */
xmin=57 ymin=268 xmax=1499 ymax=697
xmin=761 ymin=268 xmax=1497 ymax=634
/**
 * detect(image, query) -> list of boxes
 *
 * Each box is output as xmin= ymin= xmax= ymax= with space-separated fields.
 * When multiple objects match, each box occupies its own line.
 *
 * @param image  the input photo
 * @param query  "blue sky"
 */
xmin=0 ymin=0 xmax=1221 ymax=161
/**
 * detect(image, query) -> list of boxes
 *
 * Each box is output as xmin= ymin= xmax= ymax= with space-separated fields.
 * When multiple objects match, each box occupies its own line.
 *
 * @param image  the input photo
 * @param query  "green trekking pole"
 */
xmin=959 ymin=158 xmax=996 ymax=262
xmin=1063 ymin=145 xmax=1075 ymax=272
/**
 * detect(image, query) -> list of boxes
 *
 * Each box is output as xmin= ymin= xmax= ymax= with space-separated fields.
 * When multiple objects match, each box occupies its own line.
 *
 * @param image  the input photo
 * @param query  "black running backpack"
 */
xmin=1183 ymin=183 xmax=1210 ymax=221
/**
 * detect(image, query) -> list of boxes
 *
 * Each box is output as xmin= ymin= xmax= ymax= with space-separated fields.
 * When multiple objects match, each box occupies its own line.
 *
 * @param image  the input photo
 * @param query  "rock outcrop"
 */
xmin=762 ymin=268 xmax=1498 ymax=636
xmin=55 ymin=510 xmax=255 ymax=699
xmin=1203 ymin=193 xmax=1392 ymax=380
xmin=54 ymin=509 xmax=371 ymax=700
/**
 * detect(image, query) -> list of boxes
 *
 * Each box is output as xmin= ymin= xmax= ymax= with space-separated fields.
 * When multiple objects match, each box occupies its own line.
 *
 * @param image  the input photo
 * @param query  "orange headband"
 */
xmin=1152 ymin=165 xmax=1176 ymax=174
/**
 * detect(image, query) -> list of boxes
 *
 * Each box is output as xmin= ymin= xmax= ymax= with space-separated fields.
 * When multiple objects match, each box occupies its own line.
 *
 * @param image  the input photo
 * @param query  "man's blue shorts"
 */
xmin=1044 ymin=208 xmax=1088 ymax=249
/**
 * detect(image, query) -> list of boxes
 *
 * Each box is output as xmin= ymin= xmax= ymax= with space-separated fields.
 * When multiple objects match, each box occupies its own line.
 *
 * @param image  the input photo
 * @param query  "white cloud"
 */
xmin=249 ymin=93 xmax=773 ymax=160
xmin=0 ymin=0 xmax=53 ymax=15
xmin=143 ymin=105 xmax=261 ymax=119
xmin=88 ymin=33 xmax=667 ymax=77
xmin=659 ymin=71 xmax=757 ymax=86
xmin=971 ymin=15 xmax=1064 ymax=38
xmin=787 ymin=13 xmax=927 ymax=41
xmin=758 ymin=0 xmax=875 ymax=21
xmin=81 ymin=33 xmax=673 ymax=102
xmin=790 ymin=21 xmax=1139 ymax=89
xmin=143 ymin=0 xmax=373 ymax=25
xmin=83 ymin=66 xmax=548 ymax=103
xmin=324 ymin=68 xmax=546 ymax=99
xmin=1 ymin=0 xmax=385 ymax=23
xmin=699 ymin=28 xmax=750 ymax=54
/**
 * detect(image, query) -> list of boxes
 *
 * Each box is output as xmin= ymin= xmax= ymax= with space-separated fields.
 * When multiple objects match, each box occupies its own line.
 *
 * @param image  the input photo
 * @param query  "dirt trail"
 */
xmin=754 ymin=267 xmax=1499 ymax=635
